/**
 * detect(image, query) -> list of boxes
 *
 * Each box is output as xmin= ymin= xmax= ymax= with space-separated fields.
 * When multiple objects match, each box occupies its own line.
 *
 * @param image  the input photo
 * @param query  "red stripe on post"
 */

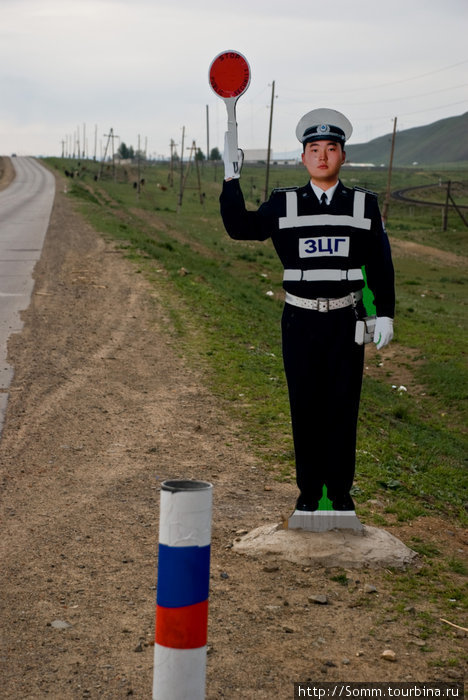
xmin=155 ymin=600 xmax=209 ymax=649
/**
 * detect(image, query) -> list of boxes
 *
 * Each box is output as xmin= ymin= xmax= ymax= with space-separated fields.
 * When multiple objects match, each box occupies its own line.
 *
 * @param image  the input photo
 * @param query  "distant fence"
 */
xmin=392 ymin=181 xmax=468 ymax=230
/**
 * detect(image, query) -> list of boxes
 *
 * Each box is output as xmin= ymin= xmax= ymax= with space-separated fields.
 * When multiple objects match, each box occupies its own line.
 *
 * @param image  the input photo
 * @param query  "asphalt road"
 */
xmin=0 ymin=156 xmax=55 ymax=433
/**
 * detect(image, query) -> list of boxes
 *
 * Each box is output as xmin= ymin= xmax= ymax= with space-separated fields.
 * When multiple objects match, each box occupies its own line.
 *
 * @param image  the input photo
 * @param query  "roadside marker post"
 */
xmin=153 ymin=480 xmax=213 ymax=700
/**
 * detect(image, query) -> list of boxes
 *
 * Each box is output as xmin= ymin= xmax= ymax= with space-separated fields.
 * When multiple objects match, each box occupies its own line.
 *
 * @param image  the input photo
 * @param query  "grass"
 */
xmin=44 ymin=156 xmax=468 ymax=668
xmin=46 ymin=156 xmax=467 ymax=529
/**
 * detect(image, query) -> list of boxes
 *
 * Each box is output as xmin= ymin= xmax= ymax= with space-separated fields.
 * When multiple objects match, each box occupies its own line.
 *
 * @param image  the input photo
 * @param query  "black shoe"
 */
xmin=295 ymin=495 xmax=319 ymax=512
xmin=331 ymin=494 xmax=355 ymax=511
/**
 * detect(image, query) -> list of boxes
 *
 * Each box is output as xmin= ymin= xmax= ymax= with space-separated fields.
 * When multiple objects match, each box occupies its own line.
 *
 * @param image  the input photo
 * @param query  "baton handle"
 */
xmin=224 ymin=97 xmax=239 ymax=173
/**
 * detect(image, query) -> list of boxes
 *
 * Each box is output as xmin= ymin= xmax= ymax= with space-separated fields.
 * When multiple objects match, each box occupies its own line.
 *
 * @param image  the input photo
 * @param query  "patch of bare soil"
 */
xmin=0 ymin=174 xmax=466 ymax=698
xmin=0 ymin=156 xmax=15 ymax=190
xmin=390 ymin=237 xmax=467 ymax=269
xmin=364 ymin=343 xmax=426 ymax=397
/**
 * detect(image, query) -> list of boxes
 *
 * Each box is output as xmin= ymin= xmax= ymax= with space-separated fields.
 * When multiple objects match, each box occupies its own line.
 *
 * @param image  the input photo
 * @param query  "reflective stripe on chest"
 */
xmin=278 ymin=189 xmax=371 ymax=230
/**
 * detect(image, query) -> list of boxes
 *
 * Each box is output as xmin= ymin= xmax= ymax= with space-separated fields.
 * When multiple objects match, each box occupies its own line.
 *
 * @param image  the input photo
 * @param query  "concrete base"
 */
xmin=233 ymin=523 xmax=419 ymax=569
xmin=288 ymin=509 xmax=363 ymax=532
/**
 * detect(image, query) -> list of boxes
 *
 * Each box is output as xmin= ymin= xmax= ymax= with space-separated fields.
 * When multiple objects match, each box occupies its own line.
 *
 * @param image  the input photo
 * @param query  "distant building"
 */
xmin=241 ymin=149 xmax=299 ymax=165
xmin=273 ymin=158 xmax=298 ymax=166
xmin=243 ymin=149 xmax=269 ymax=162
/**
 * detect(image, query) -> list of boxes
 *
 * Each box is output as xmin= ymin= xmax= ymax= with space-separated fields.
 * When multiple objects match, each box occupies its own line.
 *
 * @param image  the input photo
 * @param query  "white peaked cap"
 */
xmin=296 ymin=108 xmax=353 ymax=144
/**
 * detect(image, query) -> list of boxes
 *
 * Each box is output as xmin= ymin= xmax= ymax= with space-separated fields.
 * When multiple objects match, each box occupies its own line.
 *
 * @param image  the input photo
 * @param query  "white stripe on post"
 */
xmin=154 ymin=647 xmax=207 ymax=700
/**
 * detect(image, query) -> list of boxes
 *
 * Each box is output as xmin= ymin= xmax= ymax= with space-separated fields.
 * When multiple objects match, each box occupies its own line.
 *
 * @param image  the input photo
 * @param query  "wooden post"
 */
xmin=99 ymin=129 xmax=112 ymax=180
xmin=194 ymin=142 xmax=204 ymax=207
xmin=168 ymin=140 xmax=175 ymax=187
xmin=382 ymin=116 xmax=397 ymax=224
xmin=442 ymin=180 xmax=451 ymax=231
xmin=177 ymin=127 xmax=185 ymax=212
xmin=264 ymin=80 xmax=275 ymax=201
xmin=448 ymin=186 xmax=468 ymax=227
xmin=206 ymin=105 xmax=210 ymax=161
xmin=181 ymin=140 xmax=195 ymax=194
xmin=137 ymin=134 xmax=141 ymax=198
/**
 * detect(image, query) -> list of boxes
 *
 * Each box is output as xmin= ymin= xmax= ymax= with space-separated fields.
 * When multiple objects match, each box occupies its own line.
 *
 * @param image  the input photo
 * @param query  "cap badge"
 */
xmin=318 ymin=124 xmax=330 ymax=134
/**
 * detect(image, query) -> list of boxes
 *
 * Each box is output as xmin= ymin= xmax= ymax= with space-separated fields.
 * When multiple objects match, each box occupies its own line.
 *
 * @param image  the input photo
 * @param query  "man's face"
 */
xmin=301 ymin=139 xmax=345 ymax=188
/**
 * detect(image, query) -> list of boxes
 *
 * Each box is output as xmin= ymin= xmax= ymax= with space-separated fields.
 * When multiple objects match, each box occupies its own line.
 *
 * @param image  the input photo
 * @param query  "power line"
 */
xmin=281 ymin=59 xmax=468 ymax=95
xmin=355 ymin=100 xmax=468 ymax=123
xmin=374 ymin=59 xmax=468 ymax=87
xmin=338 ymin=83 xmax=468 ymax=108
xmin=383 ymin=100 xmax=468 ymax=119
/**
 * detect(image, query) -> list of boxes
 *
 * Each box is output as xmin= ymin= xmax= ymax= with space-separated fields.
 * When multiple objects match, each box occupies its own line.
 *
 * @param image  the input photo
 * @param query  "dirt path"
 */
xmin=390 ymin=237 xmax=467 ymax=269
xmin=0 ymin=156 xmax=15 ymax=190
xmin=0 ymin=167 xmax=465 ymax=698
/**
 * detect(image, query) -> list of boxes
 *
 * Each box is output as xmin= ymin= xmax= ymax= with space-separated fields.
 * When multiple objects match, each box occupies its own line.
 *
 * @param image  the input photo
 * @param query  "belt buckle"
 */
xmin=317 ymin=298 xmax=329 ymax=313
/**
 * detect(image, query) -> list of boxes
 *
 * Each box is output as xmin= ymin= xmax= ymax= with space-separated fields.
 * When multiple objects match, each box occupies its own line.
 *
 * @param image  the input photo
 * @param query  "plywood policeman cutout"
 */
xmin=217 ymin=82 xmax=395 ymax=530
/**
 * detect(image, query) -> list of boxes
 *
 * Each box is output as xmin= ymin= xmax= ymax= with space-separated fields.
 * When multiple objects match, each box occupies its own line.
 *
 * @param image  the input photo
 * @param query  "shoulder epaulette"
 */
xmin=353 ymin=185 xmax=378 ymax=197
xmin=272 ymin=186 xmax=299 ymax=193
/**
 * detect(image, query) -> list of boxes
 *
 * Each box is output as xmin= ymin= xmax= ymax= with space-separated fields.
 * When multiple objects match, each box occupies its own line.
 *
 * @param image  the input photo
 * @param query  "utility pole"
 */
xmin=382 ymin=116 xmax=397 ymax=224
xmin=100 ymin=128 xmax=118 ymax=180
xmin=94 ymin=124 xmax=97 ymax=161
xmin=99 ymin=131 xmax=111 ymax=179
xmin=264 ymin=80 xmax=275 ymax=201
xmin=181 ymin=140 xmax=195 ymax=194
xmin=137 ymin=134 xmax=141 ymax=197
xmin=442 ymin=180 xmax=451 ymax=231
xmin=194 ymin=143 xmax=204 ymax=207
xmin=110 ymin=129 xmax=119 ymax=180
xmin=177 ymin=127 xmax=185 ymax=212
xmin=206 ymin=105 xmax=210 ymax=161
xmin=168 ymin=139 xmax=175 ymax=186
xmin=182 ymin=140 xmax=204 ymax=207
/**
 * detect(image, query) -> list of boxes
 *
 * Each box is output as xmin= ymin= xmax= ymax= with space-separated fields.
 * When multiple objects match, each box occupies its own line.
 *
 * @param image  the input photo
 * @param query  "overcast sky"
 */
xmin=1 ymin=0 xmax=467 ymax=158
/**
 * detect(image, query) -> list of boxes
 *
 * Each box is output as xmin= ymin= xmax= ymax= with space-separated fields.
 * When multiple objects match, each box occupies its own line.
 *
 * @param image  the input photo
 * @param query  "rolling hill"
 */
xmin=344 ymin=112 xmax=468 ymax=166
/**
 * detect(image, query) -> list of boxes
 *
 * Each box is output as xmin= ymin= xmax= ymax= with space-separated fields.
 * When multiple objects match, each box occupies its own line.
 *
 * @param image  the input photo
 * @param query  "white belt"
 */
xmin=285 ymin=289 xmax=362 ymax=312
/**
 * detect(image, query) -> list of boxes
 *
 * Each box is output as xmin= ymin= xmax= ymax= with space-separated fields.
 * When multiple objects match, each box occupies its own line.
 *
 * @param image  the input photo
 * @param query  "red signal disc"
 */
xmin=209 ymin=51 xmax=250 ymax=99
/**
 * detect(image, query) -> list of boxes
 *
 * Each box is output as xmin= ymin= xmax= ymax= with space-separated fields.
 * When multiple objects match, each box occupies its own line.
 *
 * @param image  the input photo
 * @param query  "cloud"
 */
xmin=0 ymin=0 xmax=467 ymax=155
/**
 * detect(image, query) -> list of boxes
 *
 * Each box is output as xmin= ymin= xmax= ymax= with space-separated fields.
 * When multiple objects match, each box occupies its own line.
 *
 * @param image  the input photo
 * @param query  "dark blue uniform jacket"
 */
xmin=220 ymin=178 xmax=395 ymax=318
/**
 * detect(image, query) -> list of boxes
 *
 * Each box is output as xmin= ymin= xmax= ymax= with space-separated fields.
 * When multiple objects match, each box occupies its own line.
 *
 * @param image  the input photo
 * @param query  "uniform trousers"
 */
xmin=281 ymin=302 xmax=365 ymax=502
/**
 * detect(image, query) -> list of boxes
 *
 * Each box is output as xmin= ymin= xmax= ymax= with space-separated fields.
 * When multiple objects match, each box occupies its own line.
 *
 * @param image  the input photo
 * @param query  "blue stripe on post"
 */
xmin=156 ymin=543 xmax=211 ymax=608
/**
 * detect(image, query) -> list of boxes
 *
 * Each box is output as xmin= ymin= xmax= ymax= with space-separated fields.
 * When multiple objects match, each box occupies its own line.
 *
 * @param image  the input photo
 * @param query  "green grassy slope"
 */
xmin=45 ymin=157 xmax=468 ymax=527
xmin=345 ymin=112 xmax=468 ymax=166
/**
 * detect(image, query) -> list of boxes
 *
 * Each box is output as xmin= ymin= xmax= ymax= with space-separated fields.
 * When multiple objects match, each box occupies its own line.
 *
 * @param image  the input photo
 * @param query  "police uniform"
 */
xmin=219 ymin=109 xmax=395 ymax=512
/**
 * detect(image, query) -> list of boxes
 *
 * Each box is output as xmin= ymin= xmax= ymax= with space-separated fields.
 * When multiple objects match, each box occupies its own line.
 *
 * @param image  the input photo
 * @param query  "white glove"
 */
xmin=374 ymin=316 xmax=394 ymax=350
xmin=223 ymin=132 xmax=244 ymax=180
